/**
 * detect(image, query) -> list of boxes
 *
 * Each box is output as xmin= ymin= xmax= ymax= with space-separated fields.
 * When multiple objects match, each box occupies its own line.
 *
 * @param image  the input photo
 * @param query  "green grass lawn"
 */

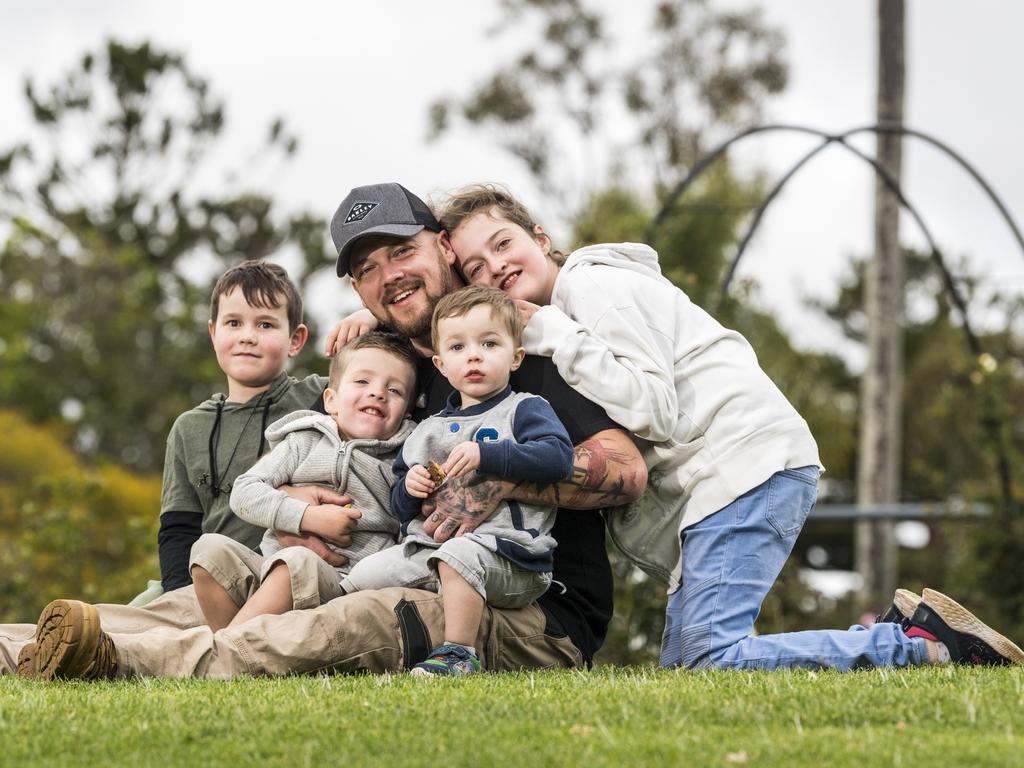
xmin=2 ymin=665 xmax=1021 ymax=767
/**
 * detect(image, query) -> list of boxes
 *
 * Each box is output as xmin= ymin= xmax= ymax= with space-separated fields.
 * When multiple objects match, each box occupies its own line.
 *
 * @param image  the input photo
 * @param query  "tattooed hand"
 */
xmin=421 ymin=474 xmax=512 ymax=542
xmin=419 ymin=429 xmax=647 ymax=541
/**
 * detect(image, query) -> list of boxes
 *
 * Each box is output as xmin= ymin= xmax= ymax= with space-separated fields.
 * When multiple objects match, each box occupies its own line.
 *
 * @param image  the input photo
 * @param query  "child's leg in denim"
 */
xmin=660 ymin=467 xmax=928 ymax=671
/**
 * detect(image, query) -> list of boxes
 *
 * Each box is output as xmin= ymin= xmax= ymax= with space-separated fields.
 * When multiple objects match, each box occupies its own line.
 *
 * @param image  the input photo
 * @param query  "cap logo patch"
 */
xmin=344 ymin=202 xmax=379 ymax=224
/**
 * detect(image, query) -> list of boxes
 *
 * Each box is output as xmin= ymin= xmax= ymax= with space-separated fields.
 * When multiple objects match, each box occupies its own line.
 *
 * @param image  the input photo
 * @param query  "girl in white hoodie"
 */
xmin=434 ymin=183 xmax=1022 ymax=671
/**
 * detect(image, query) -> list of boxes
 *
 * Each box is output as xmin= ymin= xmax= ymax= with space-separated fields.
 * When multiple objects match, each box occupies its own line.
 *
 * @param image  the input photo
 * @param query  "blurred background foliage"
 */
xmin=2 ymin=0 xmax=1023 ymax=667
xmin=0 ymin=410 xmax=160 ymax=620
xmin=0 ymin=39 xmax=332 ymax=474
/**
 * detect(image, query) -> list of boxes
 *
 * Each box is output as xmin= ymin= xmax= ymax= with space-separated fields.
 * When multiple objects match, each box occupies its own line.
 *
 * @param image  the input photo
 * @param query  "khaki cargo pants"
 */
xmin=1 ymin=585 xmax=584 ymax=678
xmin=0 ymin=585 xmax=205 ymax=674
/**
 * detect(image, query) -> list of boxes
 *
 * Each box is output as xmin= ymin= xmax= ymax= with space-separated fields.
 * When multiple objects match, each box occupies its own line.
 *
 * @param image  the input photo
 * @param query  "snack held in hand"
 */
xmin=427 ymin=460 xmax=448 ymax=487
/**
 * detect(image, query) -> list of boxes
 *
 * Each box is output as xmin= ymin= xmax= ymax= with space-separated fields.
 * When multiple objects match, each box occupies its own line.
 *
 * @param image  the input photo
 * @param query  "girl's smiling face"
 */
xmin=448 ymin=209 xmax=560 ymax=305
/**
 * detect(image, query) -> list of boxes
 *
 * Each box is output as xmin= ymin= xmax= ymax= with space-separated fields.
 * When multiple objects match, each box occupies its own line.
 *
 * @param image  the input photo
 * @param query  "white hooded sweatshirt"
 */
xmin=522 ymin=242 xmax=822 ymax=589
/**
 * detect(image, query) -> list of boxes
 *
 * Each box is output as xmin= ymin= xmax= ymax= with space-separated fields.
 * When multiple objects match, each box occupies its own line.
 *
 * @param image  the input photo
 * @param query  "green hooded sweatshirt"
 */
xmin=158 ymin=371 xmax=326 ymax=588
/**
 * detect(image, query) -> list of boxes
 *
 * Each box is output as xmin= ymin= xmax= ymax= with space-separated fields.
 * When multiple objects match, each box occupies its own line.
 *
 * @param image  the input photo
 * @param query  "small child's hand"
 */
xmin=301 ymin=503 xmax=361 ymax=546
xmin=444 ymin=442 xmax=481 ymax=481
xmin=406 ymin=464 xmax=435 ymax=498
xmin=513 ymin=299 xmax=542 ymax=327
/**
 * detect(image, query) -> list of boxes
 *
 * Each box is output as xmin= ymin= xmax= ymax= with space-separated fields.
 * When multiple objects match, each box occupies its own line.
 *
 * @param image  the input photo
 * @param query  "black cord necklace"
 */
xmin=207 ymin=389 xmax=269 ymax=497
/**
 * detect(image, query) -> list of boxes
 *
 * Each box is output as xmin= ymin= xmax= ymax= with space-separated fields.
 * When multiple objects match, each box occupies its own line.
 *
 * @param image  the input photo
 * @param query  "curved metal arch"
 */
xmin=646 ymin=122 xmax=1016 ymax=509
xmin=719 ymin=126 xmax=980 ymax=355
xmin=875 ymin=121 xmax=1024 ymax=254
xmin=647 ymin=122 xmax=1024 ymax=260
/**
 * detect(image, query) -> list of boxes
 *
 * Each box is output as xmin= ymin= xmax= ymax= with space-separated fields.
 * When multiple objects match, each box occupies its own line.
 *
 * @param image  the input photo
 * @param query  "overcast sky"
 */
xmin=3 ymin=1 xmax=1022 ymax=366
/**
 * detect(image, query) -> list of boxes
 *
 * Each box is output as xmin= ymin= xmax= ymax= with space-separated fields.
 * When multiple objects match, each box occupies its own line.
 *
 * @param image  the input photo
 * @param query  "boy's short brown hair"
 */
xmin=210 ymin=260 xmax=303 ymax=331
xmin=437 ymin=183 xmax=564 ymax=264
xmin=431 ymin=285 xmax=523 ymax=351
xmin=328 ymin=331 xmax=419 ymax=393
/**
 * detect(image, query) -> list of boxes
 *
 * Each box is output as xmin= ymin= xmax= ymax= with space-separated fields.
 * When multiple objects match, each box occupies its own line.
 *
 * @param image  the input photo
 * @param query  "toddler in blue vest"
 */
xmin=342 ymin=285 xmax=574 ymax=675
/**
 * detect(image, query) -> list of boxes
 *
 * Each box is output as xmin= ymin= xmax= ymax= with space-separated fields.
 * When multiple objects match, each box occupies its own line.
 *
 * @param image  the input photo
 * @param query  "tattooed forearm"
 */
xmin=505 ymin=430 xmax=647 ymax=510
xmin=422 ymin=430 xmax=646 ymax=543
xmin=565 ymin=442 xmax=637 ymax=506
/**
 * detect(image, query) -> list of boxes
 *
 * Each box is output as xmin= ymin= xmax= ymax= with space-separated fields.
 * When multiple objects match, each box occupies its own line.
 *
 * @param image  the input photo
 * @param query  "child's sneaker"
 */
xmin=27 ymin=599 xmax=118 ymax=680
xmin=410 ymin=644 xmax=481 ymax=677
xmin=874 ymin=588 xmax=922 ymax=627
xmin=906 ymin=588 xmax=1024 ymax=666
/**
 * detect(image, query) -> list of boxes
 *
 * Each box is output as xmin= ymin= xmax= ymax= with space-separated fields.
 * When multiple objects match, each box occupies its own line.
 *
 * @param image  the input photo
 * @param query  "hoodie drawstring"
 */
xmin=258 ymin=398 xmax=272 ymax=457
xmin=207 ymin=390 xmax=269 ymax=498
xmin=207 ymin=398 xmax=226 ymax=498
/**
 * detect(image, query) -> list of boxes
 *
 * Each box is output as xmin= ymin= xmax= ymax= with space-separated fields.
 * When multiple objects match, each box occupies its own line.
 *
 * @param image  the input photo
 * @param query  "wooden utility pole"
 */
xmin=856 ymin=0 xmax=905 ymax=614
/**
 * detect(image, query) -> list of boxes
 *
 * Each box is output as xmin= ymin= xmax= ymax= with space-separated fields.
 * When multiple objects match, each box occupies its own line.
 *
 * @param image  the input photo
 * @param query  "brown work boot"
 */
xmin=29 ymin=600 xmax=118 ymax=680
xmin=16 ymin=642 xmax=38 ymax=677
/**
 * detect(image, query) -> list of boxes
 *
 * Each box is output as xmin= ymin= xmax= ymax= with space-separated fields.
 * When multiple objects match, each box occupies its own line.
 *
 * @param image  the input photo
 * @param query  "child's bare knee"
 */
xmin=265 ymin=559 xmax=291 ymax=578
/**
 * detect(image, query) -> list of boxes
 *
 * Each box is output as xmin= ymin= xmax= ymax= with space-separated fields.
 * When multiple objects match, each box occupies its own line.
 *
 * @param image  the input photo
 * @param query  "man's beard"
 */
xmin=381 ymin=249 xmax=454 ymax=341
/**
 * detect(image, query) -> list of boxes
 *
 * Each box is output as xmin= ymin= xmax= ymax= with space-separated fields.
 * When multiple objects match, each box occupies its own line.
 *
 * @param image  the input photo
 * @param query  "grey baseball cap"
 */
xmin=330 ymin=183 xmax=442 ymax=277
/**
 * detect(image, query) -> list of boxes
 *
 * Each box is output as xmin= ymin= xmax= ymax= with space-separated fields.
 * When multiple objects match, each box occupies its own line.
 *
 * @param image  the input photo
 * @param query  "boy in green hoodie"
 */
xmin=7 ymin=259 xmax=327 ymax=675
xmin=157 ymin=259 xmax=327 ymax=593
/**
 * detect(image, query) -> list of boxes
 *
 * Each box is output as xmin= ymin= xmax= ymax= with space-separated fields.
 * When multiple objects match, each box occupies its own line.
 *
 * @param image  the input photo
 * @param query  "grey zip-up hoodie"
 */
xmin=231 ymin=410 xmax=415 ymax=572
xmin=160 ymin=372 xmax=327 ymax=553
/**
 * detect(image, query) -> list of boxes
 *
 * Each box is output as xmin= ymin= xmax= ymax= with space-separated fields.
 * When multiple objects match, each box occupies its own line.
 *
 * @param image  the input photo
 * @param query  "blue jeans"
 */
xmin=660 ymin=467 xmax=928 ymax=670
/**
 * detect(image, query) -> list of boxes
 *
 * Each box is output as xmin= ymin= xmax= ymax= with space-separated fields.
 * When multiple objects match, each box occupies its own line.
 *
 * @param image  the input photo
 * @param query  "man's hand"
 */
xmin=323 ymin=308 xmax=380 ymax=356
xmin=421 ymin=474 xmax=509 ymax=543
xmin=274 ymin=531 xmax=347 ymax=567
xmin=278 ymin=484 xmax=349 ymax=507
xmin=417 ymin=429 xmax=646 ymax=542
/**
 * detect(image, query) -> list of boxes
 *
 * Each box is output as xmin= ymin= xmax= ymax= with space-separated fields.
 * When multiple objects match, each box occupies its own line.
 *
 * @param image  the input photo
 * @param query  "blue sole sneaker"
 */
xmin=410 ymin=643 xmax=481 ymax=677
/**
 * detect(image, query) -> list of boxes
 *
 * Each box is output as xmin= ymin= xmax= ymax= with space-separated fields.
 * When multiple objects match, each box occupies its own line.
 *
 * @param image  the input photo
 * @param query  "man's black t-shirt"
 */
xmin=412 ymin=355 xmax=616 ymax=663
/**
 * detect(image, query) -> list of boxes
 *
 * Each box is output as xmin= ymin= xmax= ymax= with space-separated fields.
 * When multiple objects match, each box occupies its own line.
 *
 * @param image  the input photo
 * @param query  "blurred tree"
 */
xmin=815 ymin=249 xmax=1023 ymax=505
xmin=0 ymin=410 xmax=161 ymax=621
xmin=814 ymin=249 xmax=1024 ymax=642
xmin=429 ymin=0 xmax=787 ymax=213
xmin=0 ymin=40 xmax=332 ymax=473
